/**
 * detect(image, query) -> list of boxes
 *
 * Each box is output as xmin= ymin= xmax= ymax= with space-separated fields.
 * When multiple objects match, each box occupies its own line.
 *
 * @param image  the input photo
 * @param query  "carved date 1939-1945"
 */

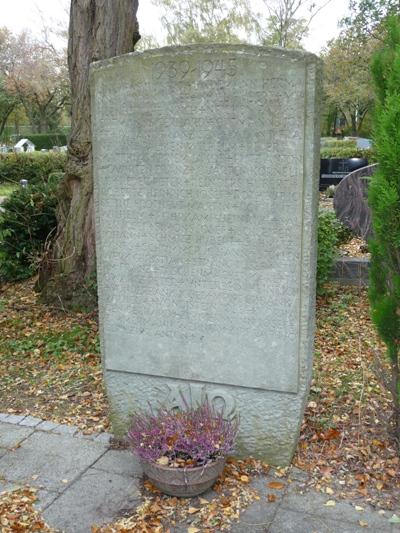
xmin=154 ymin=58 xmax=238 ymax=81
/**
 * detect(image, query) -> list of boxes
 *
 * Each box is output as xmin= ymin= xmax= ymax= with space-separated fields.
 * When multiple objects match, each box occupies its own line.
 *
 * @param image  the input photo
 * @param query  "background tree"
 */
xmin=0 ymin=29 xmax=69 ymax=133
xmin=322 ymin=31 xmax=375 ymax=135
xmin=39 ymin=0 xmax=140 ymax=307
xmin=153 ymin=0 xmax=257 ymax=44
xmin=0 ymin=77 xmax=18 ymax=139
xmin=368 ymin=16 xmax=400 ymax=438
xmin=342 ymin=0 xmax=400 ymax=38
xmin=260 ymin=0 xmax=332 ymax=49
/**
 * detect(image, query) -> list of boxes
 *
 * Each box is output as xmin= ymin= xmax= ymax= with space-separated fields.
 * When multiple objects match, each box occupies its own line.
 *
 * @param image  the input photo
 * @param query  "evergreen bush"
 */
xmin=0 ymin=176 xmax=60 ymax=282
xmin=317 ymin=210 xmax=351 ymax=294
xmin=369 ymin=17 xmax=400 ymax=435
xmin=0 ymin=152 xmax=66 ymax=185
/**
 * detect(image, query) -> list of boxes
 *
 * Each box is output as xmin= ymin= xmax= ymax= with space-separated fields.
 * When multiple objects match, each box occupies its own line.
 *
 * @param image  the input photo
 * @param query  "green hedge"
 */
xmin=15 ymin=133 xmax=68 ymax=150
xmin=320 ymin=146 xmax=377 ymax=161
xmin=0 ymin=176 xmax=60 ymax=282
xmin=0 ymin=152 xmax=66 ymax=185
xmin=320 ymin=138 xmax=357 ymax=149
xmin=317 ymin=210 xmax=352 ymax=294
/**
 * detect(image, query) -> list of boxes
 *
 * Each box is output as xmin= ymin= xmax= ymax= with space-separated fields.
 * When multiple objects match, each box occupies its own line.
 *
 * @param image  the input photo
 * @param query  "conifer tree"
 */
xmin=369 ymin=16 xmax=400 ymax=437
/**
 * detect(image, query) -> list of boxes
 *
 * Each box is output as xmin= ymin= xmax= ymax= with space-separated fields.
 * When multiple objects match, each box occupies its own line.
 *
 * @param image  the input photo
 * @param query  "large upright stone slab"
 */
xmin=91 ymin=45 xmax=320 ymax=464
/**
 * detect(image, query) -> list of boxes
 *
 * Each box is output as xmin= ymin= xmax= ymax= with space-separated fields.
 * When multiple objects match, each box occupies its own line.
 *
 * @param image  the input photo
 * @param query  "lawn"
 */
xmin=0 ymin=279 xmax=399 ymax=514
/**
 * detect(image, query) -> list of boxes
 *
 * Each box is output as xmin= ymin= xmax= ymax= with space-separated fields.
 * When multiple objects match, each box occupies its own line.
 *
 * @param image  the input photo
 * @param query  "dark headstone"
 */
xmin=333 ymin=164 xmax=378 ymax=239
xmin=319 ymin=158 xmax=369 ymax=190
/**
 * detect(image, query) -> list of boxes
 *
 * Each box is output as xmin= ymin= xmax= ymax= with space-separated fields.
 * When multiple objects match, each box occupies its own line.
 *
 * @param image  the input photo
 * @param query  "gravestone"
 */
xmin=334 ymin=163 xmax=378 ymax=239
xmin=91 ymin=45 xmax=321 ymax=465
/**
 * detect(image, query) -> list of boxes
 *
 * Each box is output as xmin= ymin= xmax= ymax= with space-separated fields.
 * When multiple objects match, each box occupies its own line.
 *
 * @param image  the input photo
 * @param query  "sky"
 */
xmin=1 ymin=0 xmax=350 ymax=54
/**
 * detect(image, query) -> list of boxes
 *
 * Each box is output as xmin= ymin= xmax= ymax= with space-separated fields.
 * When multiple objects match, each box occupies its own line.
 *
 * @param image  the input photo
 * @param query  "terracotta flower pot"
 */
xmin=141 ymin=456 xmax=226 ymax=497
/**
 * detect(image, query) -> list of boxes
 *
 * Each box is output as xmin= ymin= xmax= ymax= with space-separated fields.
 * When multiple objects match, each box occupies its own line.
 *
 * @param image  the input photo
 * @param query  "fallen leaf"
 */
xmin=324 ymin=500 xmax=336 ymax=507
xmin=188 ymin=507 xmax=200 ymax=514
xmin=359 ymin=520 xmax=368 ymax=527
xmin=240 ymin=475 xmax=250 ymax=483
xmin=267 ymin=494 xmax=277 ymax=502
xmin=267 ymin=481 xmax=285 ymax=490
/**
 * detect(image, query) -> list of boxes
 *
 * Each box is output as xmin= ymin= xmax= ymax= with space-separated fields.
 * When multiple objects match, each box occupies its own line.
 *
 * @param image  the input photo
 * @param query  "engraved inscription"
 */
xmin=93 ymin=47 xmax=310 ymax=393
xmin=153 ymin=57 xmax=237 ymax=81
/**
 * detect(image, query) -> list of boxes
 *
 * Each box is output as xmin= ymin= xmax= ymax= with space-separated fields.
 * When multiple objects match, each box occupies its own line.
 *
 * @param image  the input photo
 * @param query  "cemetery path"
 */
xmin=0 ymin=416 xmax=399 ymax=533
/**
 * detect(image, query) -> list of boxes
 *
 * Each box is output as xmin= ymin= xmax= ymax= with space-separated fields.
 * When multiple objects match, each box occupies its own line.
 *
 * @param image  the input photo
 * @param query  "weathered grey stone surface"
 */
xmin=0 ymin=422 xmax=33 ymax=448
xmin=0 ymin=431 xmax=107 ymax=491
xmin=91 ymin=45 xmax=321 ymax=464
xmin=36 ymin=420 xmax=60 ymax=431
xmin=333 ymin=257 xmax=370 ymax=286
xmin=43 ymin=469 xmax=141 ymax=533
xmin=92 ymin=449 xmax=142 ymax=477
xmin=19 ymin=415 xmax=42 ymax=427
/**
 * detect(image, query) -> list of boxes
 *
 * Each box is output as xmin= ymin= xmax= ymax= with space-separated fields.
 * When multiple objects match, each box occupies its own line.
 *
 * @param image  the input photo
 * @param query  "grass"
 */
xmin=0 ymin=182 xmax=18 ymax=197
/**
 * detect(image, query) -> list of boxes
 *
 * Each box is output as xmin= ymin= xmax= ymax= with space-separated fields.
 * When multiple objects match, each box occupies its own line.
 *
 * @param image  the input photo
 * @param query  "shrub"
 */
xmin=369 ymin=17 xmax=400 ymax=436
xmin=128 ymin=398 xmax=239 ymax=467
xmin=0 ymin=177 xmax=60 ymax=282
xmin=317 ymin=210 xmax=351 ymax=293
xmin=14 ymin=133 xmax=68 ymax=150
xmin=320 ymin=146 xmax=377 ymax=161
xmin=0 ymin=152 xmax=66 ymax=185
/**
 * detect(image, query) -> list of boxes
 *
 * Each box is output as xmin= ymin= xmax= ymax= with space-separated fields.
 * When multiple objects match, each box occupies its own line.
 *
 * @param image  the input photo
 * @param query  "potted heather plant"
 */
xmin=127 ymin=397 xmax=239 ymax=497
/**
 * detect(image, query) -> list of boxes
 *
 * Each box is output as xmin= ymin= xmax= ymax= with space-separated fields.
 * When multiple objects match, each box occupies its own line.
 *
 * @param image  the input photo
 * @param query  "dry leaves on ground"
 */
xmin=339 ymin=237 xmax=370 ymax=258
xmin=0 ymin=279 xmax=108 ymax=433
xmin=0 ymin=486 xmax=57 ymax=533
xmin=296 ymin=285 xmax=400 ymax=509
xmin=1 ymin=280 xmax=400 ymax=530
xmin=92 ymin=458 xmax=269 ymax=533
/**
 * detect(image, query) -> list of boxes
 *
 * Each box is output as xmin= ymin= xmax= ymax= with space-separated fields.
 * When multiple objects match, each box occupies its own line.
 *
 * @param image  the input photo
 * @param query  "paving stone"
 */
xmin=0 ymin=479 xmax=21 ymax=493
xmin=0 ymin=422 xmax=34 ymax=449
xmin=229 ymin=496 xmax=279 ymax=532
xmin=44 ymin=468 xmax=141 ymax=533
xmin=34 ymin=489 xmax=59 ymax=510
xmin=287 ymin=466 xmax=310 ymax=483
xmin=74 ymin=431 xmax=98 ymax=440
xmin=0 ymin=413 xmax=10 ymax=422
xmin=281 ymin=488 xmax=395 ymax=530
xmin=95 ymin=432 xmax=112 ymax=444
xmin=19 ymin=415 xmax=42 ymax=427
xmin=4 ymin=414 xmax=26 ymax=424
xmin=52 ymin=424 xmax=78 ymax=436
xmin=0 ymin=479 xmax=58 ymax=510
xmin=0 ymin=431 xmax=107 ymax=492
xmin=92 ymin=449 xmax=142 ymax=478
xmin=270 ymin=508 xmax=370 ymax=533
xmin=36 ymin=420 xmax=60 ymax=432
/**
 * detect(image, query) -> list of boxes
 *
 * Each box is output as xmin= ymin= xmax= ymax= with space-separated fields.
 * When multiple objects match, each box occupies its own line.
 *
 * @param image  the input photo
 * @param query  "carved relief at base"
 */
xmin=162 ymin=382 xmax=237 ymax=419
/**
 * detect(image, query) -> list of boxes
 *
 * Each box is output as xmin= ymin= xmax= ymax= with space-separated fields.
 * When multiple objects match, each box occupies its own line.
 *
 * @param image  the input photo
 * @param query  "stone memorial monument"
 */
xmin=91 ymin=45 xmax=321 ymax=464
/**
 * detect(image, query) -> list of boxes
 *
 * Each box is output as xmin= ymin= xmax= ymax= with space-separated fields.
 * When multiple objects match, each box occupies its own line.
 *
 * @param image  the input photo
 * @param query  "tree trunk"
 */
xmin=0 ymin=103 xmax=15 ymax=138
xmin=39 ymin=0 xmax=140 ymax=308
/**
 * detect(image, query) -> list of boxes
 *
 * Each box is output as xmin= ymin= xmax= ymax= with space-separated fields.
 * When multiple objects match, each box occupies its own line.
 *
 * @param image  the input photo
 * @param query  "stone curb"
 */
xmin=332 ymin=256 xmax=370 ymax=286
xmin=0 ymin=413 xmax=111 ymax=444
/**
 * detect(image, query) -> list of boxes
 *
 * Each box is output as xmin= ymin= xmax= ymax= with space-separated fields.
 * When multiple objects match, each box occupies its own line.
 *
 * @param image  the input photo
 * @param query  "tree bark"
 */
xmin=39 ymin=0 xmax=140 ymax=307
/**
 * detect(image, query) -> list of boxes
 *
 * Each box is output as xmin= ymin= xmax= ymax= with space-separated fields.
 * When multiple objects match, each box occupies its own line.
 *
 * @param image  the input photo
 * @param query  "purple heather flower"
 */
xmin=127 ymin=399 xmax=239 ymax=467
